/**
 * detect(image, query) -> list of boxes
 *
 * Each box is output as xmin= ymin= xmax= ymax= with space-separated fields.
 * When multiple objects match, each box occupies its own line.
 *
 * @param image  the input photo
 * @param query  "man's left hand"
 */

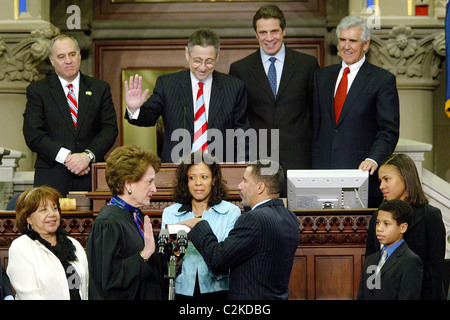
xmin=358 ymin=159 xmax=378 ymax=175
xmin=65 ymin=152 xmax=91 ymax=176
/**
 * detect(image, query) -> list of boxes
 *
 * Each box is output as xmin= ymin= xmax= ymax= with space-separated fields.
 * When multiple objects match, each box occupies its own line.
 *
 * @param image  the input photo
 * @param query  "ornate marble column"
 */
xmin=346 ymin=0 xmax=446 ymax=170
xmin=368 ymin=25 xmax=444 ymax=150
xmin=0 ymin=0 xmax=58 ymax=172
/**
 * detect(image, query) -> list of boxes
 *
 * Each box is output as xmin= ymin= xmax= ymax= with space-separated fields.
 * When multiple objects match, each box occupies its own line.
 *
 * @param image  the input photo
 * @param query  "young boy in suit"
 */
xmin=357 ymin=199 xmax=423 ymax=300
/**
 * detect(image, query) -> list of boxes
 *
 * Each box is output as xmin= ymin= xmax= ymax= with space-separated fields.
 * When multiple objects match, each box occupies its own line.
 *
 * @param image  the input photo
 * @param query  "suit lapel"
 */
xmin=76 ymin=73 xmax=91 ymax=133
xmin=277 ymin=48 xmax=295 ymax=99
xmin=379 ymin=242 xmax=407 ymax=277
xmin=326 ymin=66 xmax=341 ymax=125
xmin=249 ymin=50 xmax=275 ymax=102
xmin=336 ymin=61 xmax=370 ymax=127
xmin=48 ymin=74 xmax=76 ymax=136
xmin=208 ymin=71 xmax=223 ymax=127
xmin=179 ymin=70 xmax=194 ymax=133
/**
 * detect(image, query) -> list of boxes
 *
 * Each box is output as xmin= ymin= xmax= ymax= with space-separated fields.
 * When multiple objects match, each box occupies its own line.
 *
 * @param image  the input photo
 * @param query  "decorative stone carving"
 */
xmin=368 ymin=26 xmax=444 ymax=80
xmin=0 ymin=28 xmax=59 ymax=85
xmin=386 ymin=26 xmax=417 ymax=59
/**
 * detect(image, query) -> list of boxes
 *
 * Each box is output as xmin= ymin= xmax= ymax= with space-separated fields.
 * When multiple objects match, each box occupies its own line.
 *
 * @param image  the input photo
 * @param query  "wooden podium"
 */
xmin=87 ymin=162 xmax=247 ymax=213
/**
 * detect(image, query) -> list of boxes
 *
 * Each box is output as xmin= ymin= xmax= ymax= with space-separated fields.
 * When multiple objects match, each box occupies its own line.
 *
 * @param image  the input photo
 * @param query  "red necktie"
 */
xmin=334 ymin=67 xmax=350 ymax=124
xmin=67 ymin=83 xmax=78 ymax=129
xmin=192 ymin=82 xmax=208 ymax=152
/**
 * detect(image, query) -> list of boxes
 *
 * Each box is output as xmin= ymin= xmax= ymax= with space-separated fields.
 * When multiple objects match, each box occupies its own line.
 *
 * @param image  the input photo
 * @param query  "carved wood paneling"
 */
xmin=94 ymin=0 xmax=326 ymax=21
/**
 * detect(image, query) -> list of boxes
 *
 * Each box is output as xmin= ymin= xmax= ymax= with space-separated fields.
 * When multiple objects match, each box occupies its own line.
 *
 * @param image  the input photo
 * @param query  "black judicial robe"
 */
xmin=86 ymin=205 xmax=167 ymax=300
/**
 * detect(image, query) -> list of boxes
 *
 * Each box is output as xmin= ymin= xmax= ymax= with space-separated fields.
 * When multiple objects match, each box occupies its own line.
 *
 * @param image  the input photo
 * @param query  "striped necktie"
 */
xmin=67 ymin=83 xmax=78 ymax=129
xmin=192 ymin=81 xmax=208 ymax=152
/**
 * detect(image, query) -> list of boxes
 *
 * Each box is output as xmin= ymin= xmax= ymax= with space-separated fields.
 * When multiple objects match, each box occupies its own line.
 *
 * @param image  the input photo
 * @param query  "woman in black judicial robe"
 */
xmin=86 ymin=144 xmax=167 ymax=299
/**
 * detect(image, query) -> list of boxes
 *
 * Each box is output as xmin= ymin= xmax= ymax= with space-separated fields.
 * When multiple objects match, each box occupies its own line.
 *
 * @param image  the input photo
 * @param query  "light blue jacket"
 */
xmin=161 ymin=200 xmax=241 ymax=296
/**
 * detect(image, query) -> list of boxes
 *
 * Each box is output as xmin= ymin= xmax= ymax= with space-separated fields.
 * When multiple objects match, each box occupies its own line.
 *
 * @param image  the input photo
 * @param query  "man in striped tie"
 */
xmin=23 ymin=34 xmax=118 ymax=196
xmin=125 ymin=28 xmax=249 ymax=163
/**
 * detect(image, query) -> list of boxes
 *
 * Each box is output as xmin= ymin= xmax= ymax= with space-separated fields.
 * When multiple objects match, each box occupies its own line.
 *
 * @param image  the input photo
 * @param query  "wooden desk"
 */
xmin=87 ymin=162 xmax=247 ymax=212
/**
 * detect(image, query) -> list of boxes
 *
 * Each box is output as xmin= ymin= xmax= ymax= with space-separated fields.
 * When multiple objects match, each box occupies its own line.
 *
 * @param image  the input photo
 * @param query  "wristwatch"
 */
xmin=84 ymin=150 xmax=95 ymax=163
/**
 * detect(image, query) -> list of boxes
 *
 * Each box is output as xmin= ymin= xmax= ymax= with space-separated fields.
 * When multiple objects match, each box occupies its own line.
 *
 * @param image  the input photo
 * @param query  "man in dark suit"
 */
xmin=312 ymin=16 xmax=399 ymax=207
xmin=181 ymin=160 xmax=299 ymax=300
xmin=125 ymin=28 xmax=249 ymax=163
xmin=357 ymin=200 xmax=422 ymax=300
xmin=229 ymin=5 xmax=319 ymax=185
xmin=23 ymin=35 xmax=118 ymax=197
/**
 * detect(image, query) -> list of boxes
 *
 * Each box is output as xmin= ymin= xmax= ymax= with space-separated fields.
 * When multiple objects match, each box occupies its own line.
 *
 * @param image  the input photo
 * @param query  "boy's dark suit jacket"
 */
xmin=357 ymin=241 xmax=422 ymax=300
xmin=366 ymin=204 xmax=447 ymax=299
xmin=229 ymin=47 xmax=319 ymax=172
xmin=188 ymin=198 xmax=299 ymax=300
xmin=23 ymin=73 xmax=118 ymax=197
xmin=125 ymin=69 xmax=249 ymax=163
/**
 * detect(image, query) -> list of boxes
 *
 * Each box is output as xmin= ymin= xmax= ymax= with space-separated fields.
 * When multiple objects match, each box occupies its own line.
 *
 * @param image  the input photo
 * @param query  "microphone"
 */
xmin=158 ymin=229 xmax=169 ymax=254
xmin=176 ymin=230 xmax=188 ymax=255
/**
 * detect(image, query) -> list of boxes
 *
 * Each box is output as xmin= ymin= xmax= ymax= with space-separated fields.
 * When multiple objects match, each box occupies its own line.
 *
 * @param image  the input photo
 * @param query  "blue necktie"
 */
xmin=268 ymin=57 xmax=277 ymax=97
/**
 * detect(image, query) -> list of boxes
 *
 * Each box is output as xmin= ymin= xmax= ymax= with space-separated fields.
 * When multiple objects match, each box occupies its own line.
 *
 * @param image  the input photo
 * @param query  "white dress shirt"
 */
xmin=260 ymin=44 xmax=286 ymax=94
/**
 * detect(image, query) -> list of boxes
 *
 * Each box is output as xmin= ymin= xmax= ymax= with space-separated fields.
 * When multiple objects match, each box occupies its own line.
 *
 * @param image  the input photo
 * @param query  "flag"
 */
xmin=445 ymin=1 xmax=450 ymax=117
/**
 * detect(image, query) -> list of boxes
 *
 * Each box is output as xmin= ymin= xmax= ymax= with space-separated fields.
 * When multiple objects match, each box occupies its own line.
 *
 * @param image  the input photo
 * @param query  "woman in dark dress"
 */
xmin=366 ymin=153 xmax=446 ymax=299
xmin=86 ymin=144 xmax=166 ymax=299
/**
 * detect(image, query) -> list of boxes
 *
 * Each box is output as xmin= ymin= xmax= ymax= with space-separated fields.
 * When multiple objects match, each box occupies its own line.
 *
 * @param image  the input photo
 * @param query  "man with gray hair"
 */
xmin=125 ymin=28 xmax=249 ymax=163
xmin=312 ymin=15 xmax=400 ymax=207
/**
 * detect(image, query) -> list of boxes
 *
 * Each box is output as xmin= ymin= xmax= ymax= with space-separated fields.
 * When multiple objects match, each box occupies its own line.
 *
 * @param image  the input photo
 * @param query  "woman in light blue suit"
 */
xmin=162 ymin=152 xmax=241 ymax=300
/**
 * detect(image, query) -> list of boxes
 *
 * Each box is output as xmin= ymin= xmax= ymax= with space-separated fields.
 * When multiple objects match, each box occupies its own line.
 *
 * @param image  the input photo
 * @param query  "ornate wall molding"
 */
xmin=0 ymin=28 xmax=59 ymax=93
xmin=368 ymin=26 xmax=445 ymax=86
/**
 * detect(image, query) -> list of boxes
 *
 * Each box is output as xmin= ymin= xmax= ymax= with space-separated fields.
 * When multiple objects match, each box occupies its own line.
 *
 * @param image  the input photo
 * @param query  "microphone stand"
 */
xmin=161 ymin=239 xmax=187 ymax=300
xmin=167 ymin=254 xmax=177 ymax=300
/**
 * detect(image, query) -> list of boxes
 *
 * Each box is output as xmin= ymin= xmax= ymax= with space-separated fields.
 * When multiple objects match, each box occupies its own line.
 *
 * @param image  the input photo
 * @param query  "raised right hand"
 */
xmin=124 ymin=74 xmax=150 ymax=114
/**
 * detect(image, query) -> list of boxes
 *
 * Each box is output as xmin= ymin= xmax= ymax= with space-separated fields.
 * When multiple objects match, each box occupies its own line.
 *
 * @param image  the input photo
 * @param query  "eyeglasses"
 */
xmin=190 ymin=56 xmax=216 ymax=69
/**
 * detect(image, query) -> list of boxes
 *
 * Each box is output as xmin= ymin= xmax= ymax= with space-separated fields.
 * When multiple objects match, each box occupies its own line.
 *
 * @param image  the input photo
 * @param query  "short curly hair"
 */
xmin=106 ymin=144 xmax=161 ymax=196
xmin=15 ymin=186 xmax=62 ymax=233
xmin=172 ymin=152 xmax=228 ymax=207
